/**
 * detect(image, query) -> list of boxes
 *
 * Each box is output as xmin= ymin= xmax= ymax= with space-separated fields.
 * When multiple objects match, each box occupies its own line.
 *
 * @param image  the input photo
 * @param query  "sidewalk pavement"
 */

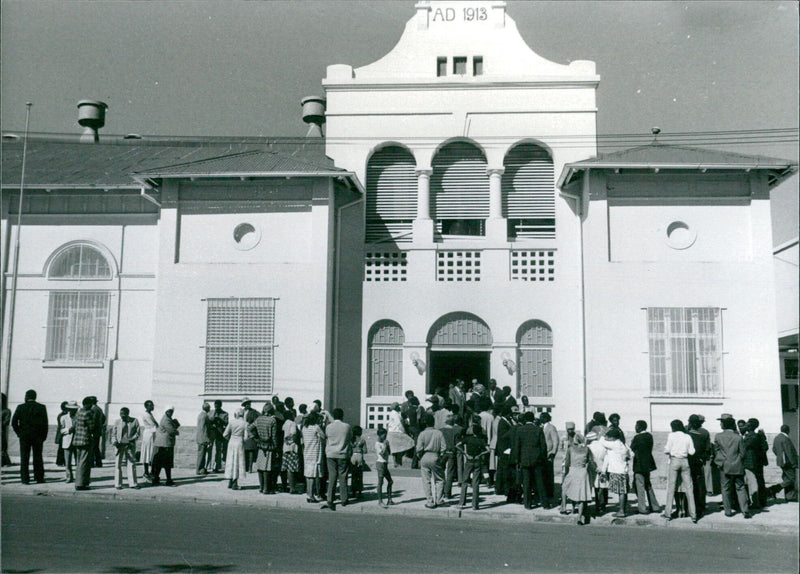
xmin=2 ymin=459 xmax=797 ymax=536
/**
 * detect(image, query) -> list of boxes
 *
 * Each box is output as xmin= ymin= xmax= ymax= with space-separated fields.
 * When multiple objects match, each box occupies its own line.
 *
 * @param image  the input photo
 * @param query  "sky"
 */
xmin=1 ymin=0 xmax=797 ymax=242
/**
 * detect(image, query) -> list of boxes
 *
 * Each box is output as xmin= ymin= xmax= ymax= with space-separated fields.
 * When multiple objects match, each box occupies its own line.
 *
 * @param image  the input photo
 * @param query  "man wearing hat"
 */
xmin=713 ymin=413 xmax=750 ymax=518
xmin=59 ymin=401 xmax=79 ymax=483
xmin=11 ymin=389 xmax=48 ymax=485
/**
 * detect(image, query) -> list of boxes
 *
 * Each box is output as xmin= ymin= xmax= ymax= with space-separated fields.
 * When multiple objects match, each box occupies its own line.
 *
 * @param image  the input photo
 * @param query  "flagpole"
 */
xmin=3 ymin=102 xmax=32 ymax=396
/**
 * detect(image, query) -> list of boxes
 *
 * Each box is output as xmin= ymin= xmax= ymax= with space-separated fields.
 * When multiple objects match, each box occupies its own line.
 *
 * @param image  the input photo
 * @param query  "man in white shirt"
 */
xmin=663 ymin=419 xmax=697 ymax=523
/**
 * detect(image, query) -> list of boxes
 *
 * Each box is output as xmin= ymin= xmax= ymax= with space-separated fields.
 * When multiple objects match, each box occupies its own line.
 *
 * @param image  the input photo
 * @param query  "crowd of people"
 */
xmin=3 ymin=381 xmax=798 ymax=525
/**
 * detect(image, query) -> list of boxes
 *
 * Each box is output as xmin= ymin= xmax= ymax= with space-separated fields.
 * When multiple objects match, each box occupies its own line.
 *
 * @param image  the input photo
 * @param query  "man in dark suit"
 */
xmin=511 ymin=411 xmax=549 ymax=509
xmin=11 ymin=389 xmax=49 ymax=484
xmin=713 ymin=413 xmax=750 ymax=518
xmin=742 ymin=418 xmax=768 ymax=509
xmin=688 ymin=414 xmax=711 ymax=517
xmin=770 ymin=425 xmax=798 ymax=502
xmin=89 ymin=396 xmax=105 ymax=467
xmin=494 ymin=406 xmax=514 ymax=498
xmin=630 ymin=419 xmax=661 ymax=514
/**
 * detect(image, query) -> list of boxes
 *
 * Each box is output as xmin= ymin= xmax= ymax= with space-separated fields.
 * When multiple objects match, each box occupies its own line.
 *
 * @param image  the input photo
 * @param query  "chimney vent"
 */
xmin=301 ymin=96 xmax=326 ymax=137
xmin=77 ymin=100 xmax=108 ymax=143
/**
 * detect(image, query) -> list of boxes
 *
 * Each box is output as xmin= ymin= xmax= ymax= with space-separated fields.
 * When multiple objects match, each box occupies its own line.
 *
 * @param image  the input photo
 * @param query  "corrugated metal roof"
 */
xmin=558 ymin=143 xmax=798 ymax=189
xmin=134 ymin=149 xmax=343 ymax=178
xmin=1 ymin=137 xmax=338 ymax=189
xmin=572 ymin=143 xmax=795 ymax=168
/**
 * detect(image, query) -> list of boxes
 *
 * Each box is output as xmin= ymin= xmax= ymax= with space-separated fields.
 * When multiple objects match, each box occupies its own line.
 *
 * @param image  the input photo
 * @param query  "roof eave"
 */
xmin=131 ymin=171 xmax=365 ymax=194
xmin=557 ymin=162 xmax=798 ymax=191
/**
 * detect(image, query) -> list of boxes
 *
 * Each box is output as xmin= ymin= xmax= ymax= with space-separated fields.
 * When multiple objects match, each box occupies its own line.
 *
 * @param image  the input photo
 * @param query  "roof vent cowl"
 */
xmin=301 ymin=96 xmax=326 ymax=138
xmin=77 ymin=100 xmax=108 ymax=143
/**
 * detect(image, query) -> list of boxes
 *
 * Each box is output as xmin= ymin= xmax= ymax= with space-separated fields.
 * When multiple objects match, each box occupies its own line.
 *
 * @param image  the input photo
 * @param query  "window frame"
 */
xmin=517 ymin=321 xmax=553 ymax=398
xmin=647 ymin=307 xmax=723 ymax=397
xmin=47 ymin=243 xmax=113 ymax=281
xmin=44 ymin=291 xmax=111 ymax=364
xmin=203 ymin=297 xmax=276 ymax=396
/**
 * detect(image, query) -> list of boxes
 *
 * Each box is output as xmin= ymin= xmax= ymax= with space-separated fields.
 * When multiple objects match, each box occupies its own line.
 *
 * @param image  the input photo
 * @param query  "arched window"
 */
xmin=45 ymin=243 xmax=112 ymax=362
xmin=503 ymin=143 xmax=555 ymax=239
xmin=431 ymin=141 xmax=489 ymax=237
xmin=366 ymin=146 xmax=417 ymax=244
xmin=517 ymin=320 xmax=553 ymax=397
xmin=368 ymin=321 xmax=404 ymax=397
xmin=48 ymin=244 xmax=112 ymax=279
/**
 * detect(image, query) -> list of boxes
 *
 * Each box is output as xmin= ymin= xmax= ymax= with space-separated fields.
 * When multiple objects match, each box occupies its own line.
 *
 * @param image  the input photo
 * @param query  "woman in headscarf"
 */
xmin=140 ymin=400 xmax=158 ymax=481
xmin=386 ymin=402 xmax=415 ymax=468
xmin=223 ymin=408 xmax=247 ymax=490
xmin=302 ymin=411 xmax=325 ymax=502
xmin=561 ymin=433 xmax=594 ymax=524
xmin=601 ymin=427 xmax=633 ymax=517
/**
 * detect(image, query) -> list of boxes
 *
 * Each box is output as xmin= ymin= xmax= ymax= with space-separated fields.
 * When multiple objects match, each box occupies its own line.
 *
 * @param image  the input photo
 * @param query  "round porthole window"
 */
xmin=665 ymin=221 xmax=696 ymax=250
xmin=233 ymin=223 xmax=261 ymax=251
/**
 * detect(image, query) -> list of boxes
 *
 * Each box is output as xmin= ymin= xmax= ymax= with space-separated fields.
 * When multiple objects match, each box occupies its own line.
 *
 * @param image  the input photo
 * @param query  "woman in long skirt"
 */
xmin=223 ymin=409 xmax=247 ymax=490
xmin=302 ymin=411 xmax=325 ymax=502
xmin=561 ymin=437 xmax=595 ymax=524
xmin=140 ymin=400 xmax=158 ymax=481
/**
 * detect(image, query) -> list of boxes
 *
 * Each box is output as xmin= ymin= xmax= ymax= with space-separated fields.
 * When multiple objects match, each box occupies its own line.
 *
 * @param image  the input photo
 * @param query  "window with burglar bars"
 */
xmin=48 ymin=244 xmax=112 ymax=279
xmin=204 ymin=298 xmax=275 ymax=395
xmin=45 ymin=292 xmax=110 ymax=362
xmin=647 ymin=307 xmax=722 ymax=396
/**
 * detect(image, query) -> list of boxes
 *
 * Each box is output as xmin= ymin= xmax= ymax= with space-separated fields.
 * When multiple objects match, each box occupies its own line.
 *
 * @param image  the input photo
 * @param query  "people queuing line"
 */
xmin=3 ymin=386 xmax=798 ymax=525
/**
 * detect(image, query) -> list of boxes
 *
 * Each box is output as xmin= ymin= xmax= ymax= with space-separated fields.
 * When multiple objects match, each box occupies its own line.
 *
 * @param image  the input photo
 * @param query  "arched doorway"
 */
xmin=426 ymin=312 xmax=492 ymax=394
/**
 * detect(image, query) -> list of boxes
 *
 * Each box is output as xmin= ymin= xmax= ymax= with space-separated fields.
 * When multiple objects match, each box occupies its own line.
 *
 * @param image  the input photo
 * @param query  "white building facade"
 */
xmin=324 ymin=0 xmax=796 ymax=431
xmin=2 ymin=0 xmax=796 ymax=436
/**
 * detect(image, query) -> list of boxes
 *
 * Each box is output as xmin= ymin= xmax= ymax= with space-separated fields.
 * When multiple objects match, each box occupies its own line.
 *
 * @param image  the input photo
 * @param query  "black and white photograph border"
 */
xmin=1 ymin=1 xmax=798 ymax=573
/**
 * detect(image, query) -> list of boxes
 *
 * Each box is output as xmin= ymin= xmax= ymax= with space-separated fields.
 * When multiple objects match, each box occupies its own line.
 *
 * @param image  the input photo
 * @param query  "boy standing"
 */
xmin=375 ymin=427 xmax=394 ymax=508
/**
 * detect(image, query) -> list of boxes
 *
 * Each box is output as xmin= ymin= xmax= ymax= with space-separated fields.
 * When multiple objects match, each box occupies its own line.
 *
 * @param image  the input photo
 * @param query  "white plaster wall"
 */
xmin=179 ymin=211 xmax=313 ymax=264
xmin=774 ymin=241 xmax=799 ymax=339
xmin=150 ymin=186 xmax=333 ymax=417
xmin=584 ymin=189 xmax=782 ymax=435
xmin=608 ymin=203 xmax=753 ymax=262
xmin=323 ymin=0 xmax=597 ymax=427
xmin=1 ymin=220 xmax=157 ymax=419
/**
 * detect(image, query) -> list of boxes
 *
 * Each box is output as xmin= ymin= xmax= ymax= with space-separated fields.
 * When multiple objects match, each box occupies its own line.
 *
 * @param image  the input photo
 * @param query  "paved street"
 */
xmin=2 ymin=494 xmax=798 ymax=574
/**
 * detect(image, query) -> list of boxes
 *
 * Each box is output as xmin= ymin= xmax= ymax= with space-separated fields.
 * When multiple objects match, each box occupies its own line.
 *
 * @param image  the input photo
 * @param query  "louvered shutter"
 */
xmin=517 ymin=320 xmax=553 ymax=397
xmin=368 ymin=321 xmax=404 ymax=397
xmin=503 ymin=144 xmax=555 ymax=239
xmin=205 ymin=298 xmax=274 ymax=394
xmin=431 ymin=142 xmax=489 ymax=219
xmin=366 ymin=146 xmax=417 ymax=244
